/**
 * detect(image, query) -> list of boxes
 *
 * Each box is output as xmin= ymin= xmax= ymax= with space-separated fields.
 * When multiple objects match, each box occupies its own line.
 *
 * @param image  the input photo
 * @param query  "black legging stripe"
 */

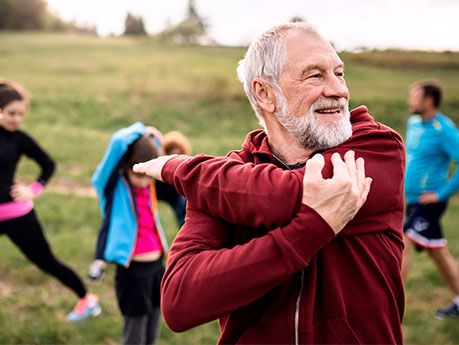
xmin=0 ymin=210 xmax=87 ymax=298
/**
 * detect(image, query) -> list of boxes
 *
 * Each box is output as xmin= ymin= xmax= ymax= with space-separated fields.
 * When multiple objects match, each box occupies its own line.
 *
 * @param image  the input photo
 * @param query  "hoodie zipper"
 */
xmin=271 ymin=154 xmax=304 ymax=343
xmin=271 ymin=154 xmax=292 ymax=170
xmin=295 ymin=270 xmax=305 ymax=345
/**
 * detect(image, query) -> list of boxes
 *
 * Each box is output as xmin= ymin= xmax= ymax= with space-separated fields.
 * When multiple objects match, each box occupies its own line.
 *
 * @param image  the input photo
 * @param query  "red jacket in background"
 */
xmin=161 ymin=106 xmax=406 ymax=344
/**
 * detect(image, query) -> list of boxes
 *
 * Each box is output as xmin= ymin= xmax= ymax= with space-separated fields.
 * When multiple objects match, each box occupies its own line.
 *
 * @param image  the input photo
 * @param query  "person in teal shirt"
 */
xmin=402 ymin=79 xmax=459 ymax=319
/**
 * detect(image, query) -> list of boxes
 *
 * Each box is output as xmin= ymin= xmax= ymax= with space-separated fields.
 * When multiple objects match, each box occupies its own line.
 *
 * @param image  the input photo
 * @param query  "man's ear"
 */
xmin=424 ymin=95 xmax=435 ymax=109
xmin=252 ymin=78 xmax=276 ymax=113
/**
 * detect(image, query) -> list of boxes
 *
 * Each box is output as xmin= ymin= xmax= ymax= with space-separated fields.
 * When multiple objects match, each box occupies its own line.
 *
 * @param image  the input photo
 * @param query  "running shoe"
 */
xmin=86 ymin=261 xmax=106 ymax=284
xmin=66 ymin=294 xmax=101 ymax=322
xmin=435 ymin=303 xmax=459 ymax=320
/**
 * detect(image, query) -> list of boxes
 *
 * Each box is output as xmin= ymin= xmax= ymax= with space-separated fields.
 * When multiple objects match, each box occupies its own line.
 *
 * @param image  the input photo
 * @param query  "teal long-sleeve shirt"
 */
xmin=405 ymin=112 xmax=459 ymax=203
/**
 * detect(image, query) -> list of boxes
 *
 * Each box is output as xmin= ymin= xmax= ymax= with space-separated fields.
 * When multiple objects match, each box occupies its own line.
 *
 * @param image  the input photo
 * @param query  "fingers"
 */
xmin=9 ymin=184 xmax=21 ymax=197
xmin=9 ymin=184 xmax=33 ymax=201
xmin=9 ymin=189 xmax=20 ymax=200
xmin=301 ymin=150 xmax=373 ymax=233
xmin=304 ymin=154 xmax=325 ymax=182
xmin=356 ymin=156 xmax=365 ymax=183
xmin=133 ymin=158 xmax=160 ymax=178
xmin=330 ymin=150 xmax=372 ymax=205
xmin=344 ymin=150 xmax=356 ymax=179
xmin=330 ymin=152 xmax=348 ymax=180
xmin=132 ymin=161 xmax=150 ymax=174
xmin=333 ymin=151 xmax=367 ymax=185
xmin=355 ymin=156 xmax=370 ymax=198
xmin=307 ymin=151 xmax=360 ymax=185
xmin=133 ymin=155 xmax=177 ymax=182
xmin=362 ymin=177 xmax=373 ymax=203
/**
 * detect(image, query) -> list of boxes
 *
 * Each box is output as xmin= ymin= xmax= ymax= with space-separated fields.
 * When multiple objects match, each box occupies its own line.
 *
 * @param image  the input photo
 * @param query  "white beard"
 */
xmin=275 ymin=92 xmax=352 ymax=151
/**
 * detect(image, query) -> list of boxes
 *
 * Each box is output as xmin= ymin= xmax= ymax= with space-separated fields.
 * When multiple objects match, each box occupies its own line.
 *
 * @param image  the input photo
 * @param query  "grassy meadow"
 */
xmin=1 ymin=31 xmax=459 ymax=344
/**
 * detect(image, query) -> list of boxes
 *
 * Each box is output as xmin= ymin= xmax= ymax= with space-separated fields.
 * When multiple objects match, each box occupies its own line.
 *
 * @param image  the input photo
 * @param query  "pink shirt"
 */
xmin=133 ymin=186 xmax=162 ymax=255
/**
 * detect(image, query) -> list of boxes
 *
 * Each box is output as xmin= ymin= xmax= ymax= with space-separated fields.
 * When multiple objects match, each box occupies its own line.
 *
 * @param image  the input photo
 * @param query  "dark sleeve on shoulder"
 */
xmin=20 ymin=131 xmax=56 ymax=185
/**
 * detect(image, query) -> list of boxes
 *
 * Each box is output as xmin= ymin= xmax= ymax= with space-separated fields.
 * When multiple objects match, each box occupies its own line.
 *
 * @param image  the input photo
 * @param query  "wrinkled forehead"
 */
xmin=283 ymin=30 xmax=343 ymax=70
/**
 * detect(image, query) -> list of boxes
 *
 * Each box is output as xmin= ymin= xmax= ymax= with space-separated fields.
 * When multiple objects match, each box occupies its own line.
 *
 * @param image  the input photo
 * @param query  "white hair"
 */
xmin=236 ymin=22 xmax=322 ymax=128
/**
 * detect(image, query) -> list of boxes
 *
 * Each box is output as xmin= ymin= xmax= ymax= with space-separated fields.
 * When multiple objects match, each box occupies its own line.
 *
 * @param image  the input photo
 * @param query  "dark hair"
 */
xmin=0 ymin=82 xmax=25 ymax=109
xmin=411 ymin=80 xmax=443 ymax=108
xmin=123 ymin=135 xmax=159 ymax=170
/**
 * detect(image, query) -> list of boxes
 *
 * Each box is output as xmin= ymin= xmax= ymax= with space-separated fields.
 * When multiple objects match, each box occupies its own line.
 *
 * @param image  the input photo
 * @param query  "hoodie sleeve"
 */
xmin=161 ymin=203 xmax=335 ymax=332
xmin=91 ymin=122 xmax=146 ymax=215
xmin=162 ymin=154 xmax=303 ymax=229
xmin=161 ymin=121 xmax=405 ymax=233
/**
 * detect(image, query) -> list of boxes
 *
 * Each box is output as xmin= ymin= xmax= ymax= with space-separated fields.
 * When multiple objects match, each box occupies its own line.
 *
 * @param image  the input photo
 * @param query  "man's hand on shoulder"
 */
xmin=302 ymin=151 xmax=372 ymax=234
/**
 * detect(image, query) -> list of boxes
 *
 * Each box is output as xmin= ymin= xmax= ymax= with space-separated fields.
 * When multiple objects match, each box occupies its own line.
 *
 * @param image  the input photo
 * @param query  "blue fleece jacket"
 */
xmin=91 ymin=122 xmax=168 ymax=267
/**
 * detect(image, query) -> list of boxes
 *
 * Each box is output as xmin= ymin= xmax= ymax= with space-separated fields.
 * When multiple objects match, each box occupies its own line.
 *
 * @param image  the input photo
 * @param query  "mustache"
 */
xmin=310 ymin=98 xmax=348 ymax=111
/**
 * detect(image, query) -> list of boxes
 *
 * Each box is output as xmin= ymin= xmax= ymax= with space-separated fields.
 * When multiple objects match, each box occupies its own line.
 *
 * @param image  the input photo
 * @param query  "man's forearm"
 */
xmin=161 ymin=154 xmax=303 ymax=228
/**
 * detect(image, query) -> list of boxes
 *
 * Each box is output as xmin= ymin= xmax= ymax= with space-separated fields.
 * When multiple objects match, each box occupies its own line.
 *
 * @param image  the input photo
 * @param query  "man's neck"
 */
xmin=421 ymin=108 xmax=439 ymax=121
xmin=265 ymin=122 xmax=314 ymax=166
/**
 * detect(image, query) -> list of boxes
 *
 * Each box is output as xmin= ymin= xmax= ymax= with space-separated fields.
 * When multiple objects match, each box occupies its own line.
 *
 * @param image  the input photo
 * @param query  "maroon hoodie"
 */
xmin=161 ymin=106 xmax=405 ymax=344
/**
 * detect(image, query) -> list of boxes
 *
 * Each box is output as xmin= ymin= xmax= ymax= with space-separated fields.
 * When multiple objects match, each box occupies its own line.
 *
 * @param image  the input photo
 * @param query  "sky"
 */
xmin=46 ymin=0 xmax=459 ymax=52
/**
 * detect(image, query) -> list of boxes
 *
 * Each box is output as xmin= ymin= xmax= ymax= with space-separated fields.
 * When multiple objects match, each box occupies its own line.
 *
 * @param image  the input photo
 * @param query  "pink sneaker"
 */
xmin=66 ymin=294 xmax=101 ymax=322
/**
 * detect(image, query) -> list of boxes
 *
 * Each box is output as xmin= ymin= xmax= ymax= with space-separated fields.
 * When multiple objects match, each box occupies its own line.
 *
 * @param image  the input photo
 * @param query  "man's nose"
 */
xmin=323 ymin=75 xmax=349 ymax=99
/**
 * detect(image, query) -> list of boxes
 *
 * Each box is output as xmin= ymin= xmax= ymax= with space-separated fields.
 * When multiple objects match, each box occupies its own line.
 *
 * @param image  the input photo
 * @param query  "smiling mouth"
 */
xmin=315 ymin=108 xmax=342 ymax=114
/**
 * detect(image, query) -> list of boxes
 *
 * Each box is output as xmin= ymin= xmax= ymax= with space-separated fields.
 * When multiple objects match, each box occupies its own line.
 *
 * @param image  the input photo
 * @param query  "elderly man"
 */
xmin=135 ymin=23 xmax=405 ymax=344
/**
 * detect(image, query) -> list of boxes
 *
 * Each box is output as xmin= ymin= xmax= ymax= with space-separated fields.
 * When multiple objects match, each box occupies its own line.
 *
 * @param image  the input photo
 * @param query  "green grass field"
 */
xmin=1 ymin=32 xmax=459 ymax=344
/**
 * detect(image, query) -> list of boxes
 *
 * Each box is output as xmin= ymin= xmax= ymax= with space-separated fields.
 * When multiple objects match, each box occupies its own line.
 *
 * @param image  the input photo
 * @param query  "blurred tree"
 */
xmin=160 ymin=19 xmax=205 ymax=44
xmin=187 ymin=0 xmax=202 ymax=25
xmin=186 ymin=0 xmax=206 ymax=35
xmin=0 ymin=0 xmax=14 ymax=29
xmin=10 ymin=0 xmax=47 ymax=30
xmin=158 ymin=0 xmax=208 ymax=44
xmin=73 ymin=23 xmax=97 ymax=35
xmin=290 ymin=16 xmax=305 ymax=23
xmin=46 ymin=15 xmax=70 ymax=32
xmin=0 ymin=0 xmax=87 ymax=32
xmin=123 ymin=13 xmax=147 ymax=35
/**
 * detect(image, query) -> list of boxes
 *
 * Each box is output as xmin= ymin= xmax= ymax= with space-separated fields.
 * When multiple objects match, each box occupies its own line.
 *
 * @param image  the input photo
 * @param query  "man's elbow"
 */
xmin=161 ymin=291 xmax=198 ymax=332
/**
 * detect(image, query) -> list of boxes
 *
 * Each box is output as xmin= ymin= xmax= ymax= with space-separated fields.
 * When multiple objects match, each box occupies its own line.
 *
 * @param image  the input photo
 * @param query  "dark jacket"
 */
xmin=161 ymin=106 xmax=405 ymax=344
